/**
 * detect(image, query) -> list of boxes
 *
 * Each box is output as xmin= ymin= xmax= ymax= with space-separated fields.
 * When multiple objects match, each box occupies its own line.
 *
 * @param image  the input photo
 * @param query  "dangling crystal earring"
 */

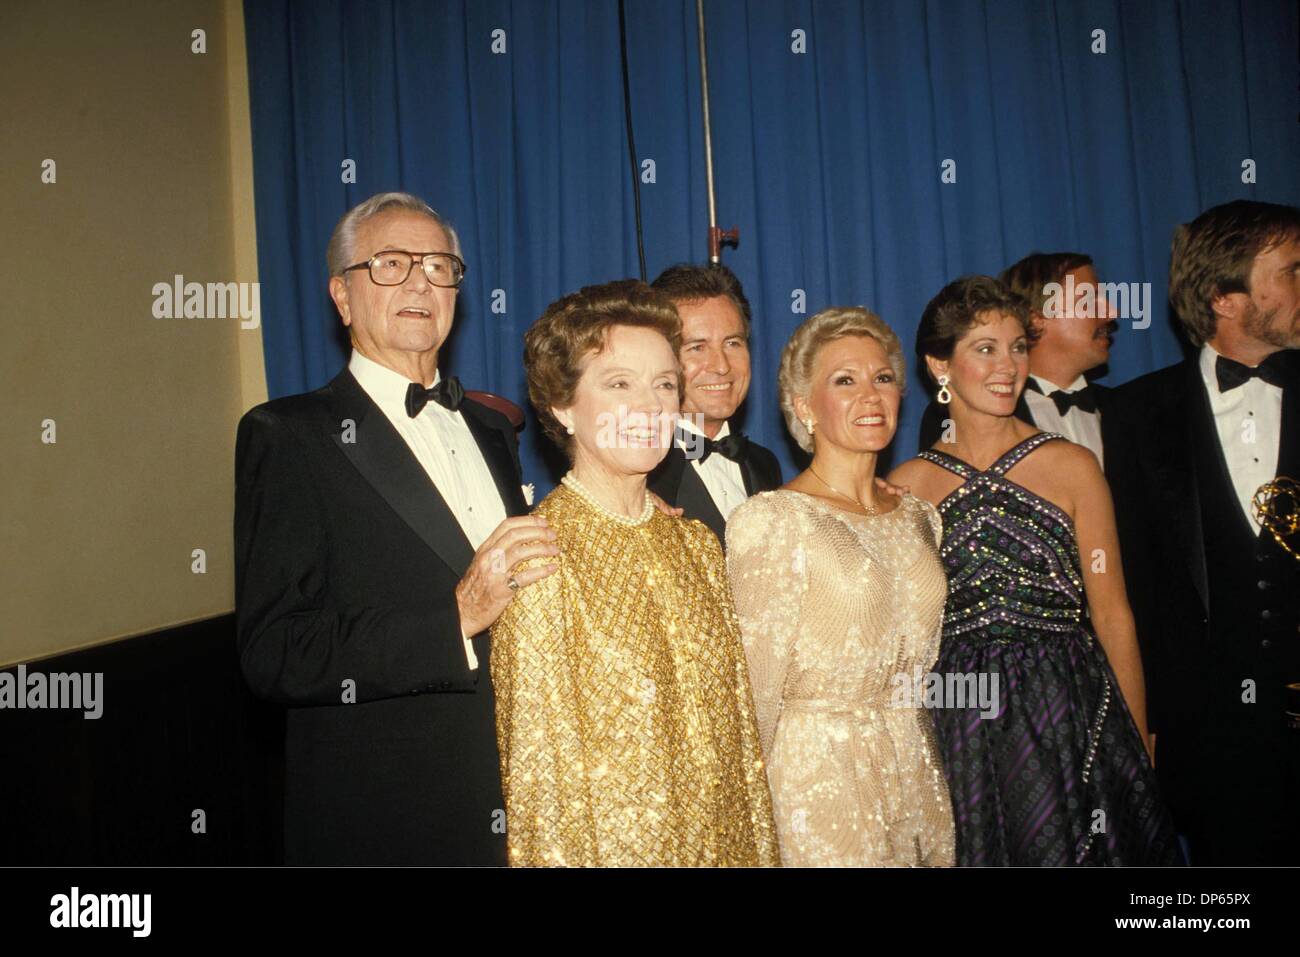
xmin=936 ymin=375 xmax=952 ymax=405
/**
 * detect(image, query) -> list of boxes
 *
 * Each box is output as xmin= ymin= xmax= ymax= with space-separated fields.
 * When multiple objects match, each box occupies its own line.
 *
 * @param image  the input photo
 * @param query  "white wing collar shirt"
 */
xmin=1198 ymin=343 xmax=1283 ymax=528
xmin=349 ymin=349 xmax=507 ymax=669
xmin=1023 ymin=373 xmax=1106 ymax=470
xmin=677 ymin=415 xmax=749 ymax=521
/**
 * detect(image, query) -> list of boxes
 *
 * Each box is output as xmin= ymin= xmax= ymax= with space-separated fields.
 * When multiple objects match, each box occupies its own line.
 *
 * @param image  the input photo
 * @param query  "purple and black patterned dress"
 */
xmin=918 ymin=432 xmax=1181 ymax=866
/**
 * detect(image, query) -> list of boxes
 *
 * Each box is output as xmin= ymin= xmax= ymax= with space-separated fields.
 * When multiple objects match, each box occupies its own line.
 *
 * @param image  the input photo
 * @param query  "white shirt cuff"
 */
xmin=461 ymin=627 xmax=479 ymax=671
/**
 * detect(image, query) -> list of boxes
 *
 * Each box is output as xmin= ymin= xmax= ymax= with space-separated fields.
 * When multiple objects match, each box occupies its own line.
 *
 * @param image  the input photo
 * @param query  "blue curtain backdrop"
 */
xmin=243 ymin=0 xmax=1299 ymax=488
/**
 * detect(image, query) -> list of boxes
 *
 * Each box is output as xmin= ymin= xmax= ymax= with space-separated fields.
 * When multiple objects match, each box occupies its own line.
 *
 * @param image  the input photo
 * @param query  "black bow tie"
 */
xmin=1024 ymin=378 xmax=1097 ymax=416
xmin=1215 ymin=354 xmax=1285 ymax=393
xmin=680 ymin=427 xmax=748 ymax=464
xmin=405 ymin=376 xmax=464 ymax=417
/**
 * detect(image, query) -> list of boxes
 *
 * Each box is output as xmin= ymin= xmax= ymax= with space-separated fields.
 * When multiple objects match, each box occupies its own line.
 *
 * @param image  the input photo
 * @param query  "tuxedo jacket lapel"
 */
xmin=1154 ymin=362 xmax=1210 ymax=613
xmin=677 ymin=460 xmax=727 ymax=540
xmin=739 ymin=442 xmax=782 ymax=496
xmin=1274 ymin=352 xmax=1300 ymax=481
xmin=1094 ymin=384 xmax=1117 ymax=463
xmin=739 ymin=451 xmax=758 ymax=497
xmin=326 ymin=370 xmax=475 ymax=577
xmin=649 ymin=445 xmax=726 ymax=541
xmin=647 ymin=443 xmax=688 ymax=505
xmin=461 ymin=401 xmax=528 ymax=517
xmin=1014 ymin=391 xmax=1036 ymax=427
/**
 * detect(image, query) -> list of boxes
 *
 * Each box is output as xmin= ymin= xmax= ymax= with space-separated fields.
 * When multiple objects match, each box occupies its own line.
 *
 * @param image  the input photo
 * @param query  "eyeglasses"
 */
xmin=343 ymin=250 xmax=467 ymax=288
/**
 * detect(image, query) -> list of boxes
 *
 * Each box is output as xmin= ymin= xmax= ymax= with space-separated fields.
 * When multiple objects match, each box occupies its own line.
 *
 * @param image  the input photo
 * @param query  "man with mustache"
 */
xmin=918 ymin=252 xmax=1118 ymax=467
xmin=1106 ymin=199 xmax=1300 ymax=864
xmin=648 ymin=264 xmax=782 ymax=545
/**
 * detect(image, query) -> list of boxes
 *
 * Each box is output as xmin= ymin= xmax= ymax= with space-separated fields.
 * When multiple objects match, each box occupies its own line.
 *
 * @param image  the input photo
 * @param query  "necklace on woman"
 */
xmin=561 ymin=471 xmax=655 ymax=525
xmin=808 ymin=463 xmax=878 ymax=515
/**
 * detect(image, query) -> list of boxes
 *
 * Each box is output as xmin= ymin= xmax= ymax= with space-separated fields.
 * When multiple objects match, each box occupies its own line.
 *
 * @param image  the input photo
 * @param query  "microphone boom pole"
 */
xmin=697 ymin=0 xmax=738 ymax=264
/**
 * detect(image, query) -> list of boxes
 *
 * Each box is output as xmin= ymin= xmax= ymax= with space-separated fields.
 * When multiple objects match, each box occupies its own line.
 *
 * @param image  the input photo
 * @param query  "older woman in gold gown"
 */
xmin=726 ymin=307 xmax=955 ymax=867
xmin=490 ymin=279 xmax=778 ymax=867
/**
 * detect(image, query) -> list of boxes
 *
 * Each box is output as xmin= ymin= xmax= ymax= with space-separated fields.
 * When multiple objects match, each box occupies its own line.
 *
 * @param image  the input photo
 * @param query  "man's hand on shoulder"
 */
xmin=649 ymin=491 xmax=684 ymax=517
xmin=875 ymin=475 xmax=908 ymax=498
xmin=455 ymin=515 xmax=559 ymax=637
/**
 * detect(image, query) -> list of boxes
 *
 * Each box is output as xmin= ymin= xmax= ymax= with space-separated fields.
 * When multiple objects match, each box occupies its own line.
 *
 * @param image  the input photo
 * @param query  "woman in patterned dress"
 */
xmin=727 ymin=307 xmax=956 ymax=866
xmin=491 ymin=280 xmax=778 ymax=867
xmin=890 ymin=276 xmax=1181 ymax=866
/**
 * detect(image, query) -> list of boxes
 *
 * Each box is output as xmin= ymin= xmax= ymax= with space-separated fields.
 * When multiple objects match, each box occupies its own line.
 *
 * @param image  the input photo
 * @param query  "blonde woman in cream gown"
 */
xmin=727 ymin=307 xmax=955 ymax=867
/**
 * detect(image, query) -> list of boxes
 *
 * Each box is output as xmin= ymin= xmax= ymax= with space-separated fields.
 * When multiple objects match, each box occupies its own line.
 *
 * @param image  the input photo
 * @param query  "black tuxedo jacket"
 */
xmin=234 ymin=368 xmax=527 ymax=865
xmin=916 ymin=381 xmax=1115 ymax=455
xmin=1105 ymin=353 xmax=1300 ymax=864
xmin=647 ymin=434 xmax=782 ymax=545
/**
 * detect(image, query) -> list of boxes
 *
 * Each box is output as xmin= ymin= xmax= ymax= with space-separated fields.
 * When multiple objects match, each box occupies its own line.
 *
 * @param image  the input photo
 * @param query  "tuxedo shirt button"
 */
xmin=1261 ymin=639 xmax=1272 ymax=650
xmin=1260 ymin=609 xmax=1272 ymax=621
xmin=1257 ymin=580 xmax=1270 ymax=590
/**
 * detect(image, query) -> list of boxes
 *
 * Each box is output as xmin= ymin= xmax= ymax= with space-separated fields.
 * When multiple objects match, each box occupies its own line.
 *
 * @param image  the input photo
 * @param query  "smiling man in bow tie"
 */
xmin=235 ymin=192 xmax=557 ymax=865
xmin=647 ymin=264 xmax=783 ymax=546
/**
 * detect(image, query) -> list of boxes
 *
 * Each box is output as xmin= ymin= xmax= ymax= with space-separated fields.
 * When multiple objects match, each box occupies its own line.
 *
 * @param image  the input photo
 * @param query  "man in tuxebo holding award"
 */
xmin=647 ymin=264 xmax=782 ymax=544
xmin=235 ymin=192 xmax=558 ymax=864
xmin=918 ymin=252 xmax=1118 ymax=463
xmin=1106 ymin=200 xmax=1300 ymax=864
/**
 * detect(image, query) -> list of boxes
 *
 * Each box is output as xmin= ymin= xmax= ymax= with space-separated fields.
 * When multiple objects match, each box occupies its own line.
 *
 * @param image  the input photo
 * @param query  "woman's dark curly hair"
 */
xmin=915 ymin=275 xmax=1037 ymax=387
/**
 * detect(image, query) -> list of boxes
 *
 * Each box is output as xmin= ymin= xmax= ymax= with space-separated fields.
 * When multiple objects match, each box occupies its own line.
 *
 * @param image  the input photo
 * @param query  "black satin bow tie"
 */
xmin=405 ymin=376 xmax=464 ymax=417
xmin=1215 ymin=354 xmax=1285 ymax=393
xmin=1024 ymin=378 xmax=1097 ymax=416
xmin=685 ymin=429 xmax=748 ymax=464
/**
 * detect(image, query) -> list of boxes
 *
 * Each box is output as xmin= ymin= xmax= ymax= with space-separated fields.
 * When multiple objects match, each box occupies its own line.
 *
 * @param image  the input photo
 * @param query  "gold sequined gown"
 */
xmin=490 ymin=476 xmax=780 ymax=867
xmin=726 ymin=490 xmax=956 ymax=867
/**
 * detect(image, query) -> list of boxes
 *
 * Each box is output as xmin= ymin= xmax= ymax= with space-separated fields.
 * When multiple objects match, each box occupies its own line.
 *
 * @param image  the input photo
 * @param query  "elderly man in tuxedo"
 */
xmin=918 ymin=252 xmax=1117 ymax=463
xmin=647 ymin=264 xmax=782 ymax=544
xmin=235 ymin=192 xmax=558 ymax=864
xmin=1106 ymin=200 xmax=1300 ymax=864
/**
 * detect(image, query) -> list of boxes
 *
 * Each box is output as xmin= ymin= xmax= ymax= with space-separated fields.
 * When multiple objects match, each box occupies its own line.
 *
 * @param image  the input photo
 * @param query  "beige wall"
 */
xmin=1 ymin=0 xmax=266 ymax=666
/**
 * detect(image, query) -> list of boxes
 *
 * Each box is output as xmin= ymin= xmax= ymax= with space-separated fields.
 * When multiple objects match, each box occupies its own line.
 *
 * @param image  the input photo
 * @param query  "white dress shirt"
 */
xmin=1023 ymin=373 xmax=1106 ymax=470
xmin=349 ymin=350 xmax=507 ymax=669
xmin=677 ymin=417 xmax=749 ymax=521
xmin=1197 ymin=344 xmax=1283 ymax=528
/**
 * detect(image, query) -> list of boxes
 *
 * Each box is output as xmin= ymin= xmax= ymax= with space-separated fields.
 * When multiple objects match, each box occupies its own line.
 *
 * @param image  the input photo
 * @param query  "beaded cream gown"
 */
xmin=490 ymin=475 xmax=780 ymax=867
xmin=726 ymin=489 xmax=956 ymax=866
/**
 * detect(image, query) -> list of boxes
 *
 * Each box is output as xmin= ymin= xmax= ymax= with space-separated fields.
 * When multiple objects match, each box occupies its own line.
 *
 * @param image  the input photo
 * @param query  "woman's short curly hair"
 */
xmin=524 ymin=279 xmax=682 ymax=453
xmin=778 ymin=306 xmax=905 ymax=454
xmin=915 ymin=275 xmax=1036 ymax=387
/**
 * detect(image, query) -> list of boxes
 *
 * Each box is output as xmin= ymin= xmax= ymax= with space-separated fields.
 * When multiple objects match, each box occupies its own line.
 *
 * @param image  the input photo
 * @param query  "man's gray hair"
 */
xmin=326 ymin=191 xmax=462 ymax=277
